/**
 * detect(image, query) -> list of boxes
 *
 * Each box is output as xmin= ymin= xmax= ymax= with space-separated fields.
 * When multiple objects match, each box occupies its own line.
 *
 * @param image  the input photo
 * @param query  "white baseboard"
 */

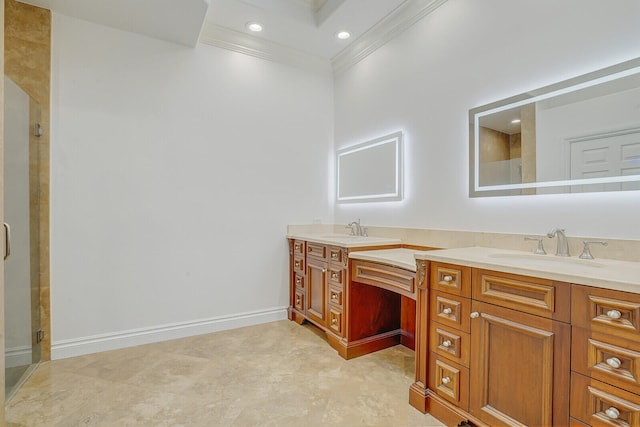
xmin=51 ymin=306 xmax=288 ymax=360
xmin=5 ymin=346 xmax=33 ymax=368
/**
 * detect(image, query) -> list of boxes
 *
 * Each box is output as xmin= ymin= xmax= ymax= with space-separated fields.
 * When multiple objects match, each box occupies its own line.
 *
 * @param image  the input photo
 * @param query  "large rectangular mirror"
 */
xmin=336 ymin=131 xmax=403 ymax=203
xmin=469 ymin=58 xmax=640 ymax=197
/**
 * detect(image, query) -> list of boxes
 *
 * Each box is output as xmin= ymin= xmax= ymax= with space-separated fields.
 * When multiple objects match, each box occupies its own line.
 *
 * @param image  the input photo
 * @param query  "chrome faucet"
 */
xmin=547 ymin=228 xmax=570 ymax=257
xmin=346 ymin=219 xmax=363 ymax=236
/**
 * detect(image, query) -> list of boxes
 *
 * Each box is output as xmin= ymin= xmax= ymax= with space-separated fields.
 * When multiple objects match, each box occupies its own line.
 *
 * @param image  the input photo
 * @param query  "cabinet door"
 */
xmin=469 ymin=301 xmax=570 ymax=427
xmin=306 ymin=257 xmax=327 ymax=326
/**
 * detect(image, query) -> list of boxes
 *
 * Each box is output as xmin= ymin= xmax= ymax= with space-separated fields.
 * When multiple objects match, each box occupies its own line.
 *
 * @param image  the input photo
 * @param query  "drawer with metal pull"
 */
xmin=293 ymin=256 xmax=305 ymax=276
xmin=293 ymin=240 xmax=305 ymax=256
xmin=430 ymin=262 xmax=471 ymax=297
xmin=570 ymin=372 xmax=640 ymax=427
xmin=328 ymin=308 xmax=343 ymax=336
xmin=430 ymin=322 xmax=470 ymax=367
xmin=572 ymin=327 xmax=640 ymax=396
xmin=429 ymin=353 xmax=469 ymax=410
xmin=328 ymin=286 xmax=343 ymax=309
xmin=430 ymin=290 xmax=471 ymax=333
xmin=573 ymin=284 xmax=640 ymax=342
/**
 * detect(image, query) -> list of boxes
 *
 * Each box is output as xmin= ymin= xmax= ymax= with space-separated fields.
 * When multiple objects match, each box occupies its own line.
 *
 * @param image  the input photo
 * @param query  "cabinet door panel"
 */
xmin=469 ymin=301 xmax=570 ymax=427
xmin=306 ymin=258 xmax=327 ymax=326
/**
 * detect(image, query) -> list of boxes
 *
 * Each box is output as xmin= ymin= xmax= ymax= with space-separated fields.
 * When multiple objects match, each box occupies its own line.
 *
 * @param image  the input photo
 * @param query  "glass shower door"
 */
xmin=3 ymin=76 xmax=41 ymax=401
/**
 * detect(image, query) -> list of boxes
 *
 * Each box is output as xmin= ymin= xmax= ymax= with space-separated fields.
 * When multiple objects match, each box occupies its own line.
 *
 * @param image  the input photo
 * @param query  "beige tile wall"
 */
xmin=5 ymin=0 xmax=51 ymax=362
xmin=288 ymin=224 xmax=640 ymax=263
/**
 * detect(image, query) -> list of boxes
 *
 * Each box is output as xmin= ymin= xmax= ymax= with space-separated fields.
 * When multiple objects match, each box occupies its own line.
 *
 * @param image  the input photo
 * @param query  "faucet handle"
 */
xmin=525 ymin=237 xmax=546 ymax=255
xmin=362 ymin=227 xmax=368 ymax=237
xmin=579 ymin=241 xmax=608 ymax=260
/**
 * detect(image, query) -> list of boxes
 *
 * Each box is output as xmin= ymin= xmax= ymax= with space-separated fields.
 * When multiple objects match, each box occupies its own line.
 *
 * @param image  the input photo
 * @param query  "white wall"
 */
xmin=50 ymin=14 xmax=333 ymax=357
xmin=3 ymin=77 xmax=33 ymax=367
xmin=333 ymin=0 xmax=640 ymax=239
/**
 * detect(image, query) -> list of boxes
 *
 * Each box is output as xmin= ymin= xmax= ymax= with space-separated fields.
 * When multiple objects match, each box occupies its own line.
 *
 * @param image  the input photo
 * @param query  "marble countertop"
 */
xmin=287 ymin=233 xmax=401 ymax=248
xmin=348 ymin=248 xmax=432 ymax=272
xmin=416 ymin=246 xmax=640 ymax=294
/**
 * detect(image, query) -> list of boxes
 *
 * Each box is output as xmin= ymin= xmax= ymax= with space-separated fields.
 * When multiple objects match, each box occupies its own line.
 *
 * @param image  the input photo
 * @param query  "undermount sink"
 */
xmin=488 ymin=253 xmax=604 ymax=268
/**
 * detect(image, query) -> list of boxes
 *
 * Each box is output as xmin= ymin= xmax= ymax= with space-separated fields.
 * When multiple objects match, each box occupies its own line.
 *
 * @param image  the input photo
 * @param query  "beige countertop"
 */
xmin=287 ymin=233 xmax=401 ymax=248
xmin=416 ymin=246 xmax=640 ymax=294
xmin=348 ymin=248 xmax=432 ymax=272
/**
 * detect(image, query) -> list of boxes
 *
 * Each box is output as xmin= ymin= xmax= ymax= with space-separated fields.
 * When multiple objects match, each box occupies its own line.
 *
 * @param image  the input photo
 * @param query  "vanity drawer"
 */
xmin=429 ymin=353 xmax=469 ymax=410
xmin=294 ymin=289 xmax=305 ymax=313
xmin=293 ymin=256 xmax=305 ymax=276
xmin=328 ymin=267 xmax=344 ymax=286
xmin=293 ymin=240 xmax=305 ymax=256
xmin=430 ymin=262 xmax=471 ymax=297
xmin=573 ymin=285 xmax=640 ymax=342
xmin=472 ymin=269 xmax=570 ymax=322
xmin=430 ymin=322 xmax=470 ymax=367
xmin=430 ymin=290 xmax=471 ymax=333
xmin=328 ymin=308 xmax=343 ymax=336
xmin=307 ymin=242 xmax=327 ymax=260
xmin=351 ymin=260 xmax=416 ymax=299
xmin=328 ymin=286 xmax=343 ymax=309
xmin=572 ymin=327 xmax=640 ymax=395
xmin=329 ymin=247 xmax=343 ymax=263
xmin=570 ymin=373 xmax=640 ymax=427
xmin=294 ymin=273 xmax=305 ymax=290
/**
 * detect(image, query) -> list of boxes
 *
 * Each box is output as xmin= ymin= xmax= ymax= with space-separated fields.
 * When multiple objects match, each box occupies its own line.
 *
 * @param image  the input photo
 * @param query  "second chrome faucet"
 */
xmin=547 ymin=228 xmax=570 ymax=257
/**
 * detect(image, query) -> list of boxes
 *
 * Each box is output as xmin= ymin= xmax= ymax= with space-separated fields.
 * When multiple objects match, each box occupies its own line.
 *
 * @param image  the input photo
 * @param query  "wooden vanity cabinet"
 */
xmin=570 ymin=285 xmax=640 ymax=427
xmin=289 ymin=238 xmax=413 ymax=358
xmin=418 ymin=262 xmax=572 ymax=427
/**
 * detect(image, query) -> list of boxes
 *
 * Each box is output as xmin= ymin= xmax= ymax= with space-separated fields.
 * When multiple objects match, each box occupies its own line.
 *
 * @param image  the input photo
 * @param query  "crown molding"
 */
xmin=331 ymin=0 xmax=448 ymax=75
xmin=199 ymin=0 xmax=447 ymax=75
xmin=199 ymin=23 xmax=331 ymax=73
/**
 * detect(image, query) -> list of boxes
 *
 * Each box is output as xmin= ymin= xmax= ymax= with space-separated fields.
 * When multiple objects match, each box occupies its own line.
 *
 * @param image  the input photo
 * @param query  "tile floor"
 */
xmin=6 ymin=320 xmax=445 ymax=427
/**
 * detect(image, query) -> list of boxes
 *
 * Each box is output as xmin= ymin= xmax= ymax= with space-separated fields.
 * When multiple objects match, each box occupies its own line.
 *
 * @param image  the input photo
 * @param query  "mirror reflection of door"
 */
xmin=3 ymin=75 xmax=42 ymax=401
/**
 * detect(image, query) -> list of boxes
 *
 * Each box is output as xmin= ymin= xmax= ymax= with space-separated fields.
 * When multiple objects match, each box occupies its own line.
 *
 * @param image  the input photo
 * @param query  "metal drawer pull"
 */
xmin=606 ymin=357 xmax=622 ymax=369
xmin=322 ymin=268 xmax=326 ymax=273
xmin=442 ymin=307 xmax=453 ymax=315
xmin=331 ymin=292 xmax=338 ymax=300
xmin=296 ymin=296 xmax=301 ymax=305
xmin=294 ymin=261 xmax=300 ymax=268
xmin=3 ymin=223 xmax=10 ymax=261
xmin=295 ymin=244 xmax=300 ymax=251
xmin=605 ymin=407 xmax=620 ymax=420
xmin=296 ymin=277 xmax=301 ymax=285
xmin=441 ymin=377 xmax=451 ymax=385
xmin=441 ymin=340 xmax=452 ymax=348
xmin=331 ymin=272 xmax=338 ymax=279
xmin=443 ymin=275 xmax=453 ymax=282
xmin=470 ymin=312 xmax=480 ymax=319
xmin=607 ymin=309 xmax=622 ymax=320
xmin=331 ymin=253 xmax=338 ymax=259
xmin=331 ymin=318 xmax=338 ymax=325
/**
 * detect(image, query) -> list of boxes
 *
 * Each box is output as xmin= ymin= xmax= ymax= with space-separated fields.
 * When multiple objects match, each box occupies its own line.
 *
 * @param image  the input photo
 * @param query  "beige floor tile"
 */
xmin=6 ymin=320 xmax=445 ymax=427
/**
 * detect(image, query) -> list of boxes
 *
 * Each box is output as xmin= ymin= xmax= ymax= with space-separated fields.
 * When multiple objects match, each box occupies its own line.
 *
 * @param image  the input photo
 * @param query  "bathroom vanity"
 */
xmin=411 ymin=247 xmax=640 ymax=427
xmin=287 ymin=234 xmax=435 ymax=359
xmin=287 ymin=235 xmax=640 ymax=426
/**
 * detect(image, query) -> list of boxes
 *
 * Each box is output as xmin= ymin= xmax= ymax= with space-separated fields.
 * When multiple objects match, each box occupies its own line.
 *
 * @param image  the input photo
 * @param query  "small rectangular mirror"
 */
xmin=470 ymin=57 xmax=640 ymax=197
xmin=336 ymin=131 xmax=403 ymax=203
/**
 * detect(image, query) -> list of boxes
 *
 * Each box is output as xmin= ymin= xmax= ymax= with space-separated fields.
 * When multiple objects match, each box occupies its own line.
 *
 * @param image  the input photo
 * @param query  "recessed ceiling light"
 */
xmin=336 ymin=31 xmax=351 ymax=40
xmin=511 ymin=119 xmax=521 ymax=124
xmin=246 ymin=22 xmax=263 ymax=32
